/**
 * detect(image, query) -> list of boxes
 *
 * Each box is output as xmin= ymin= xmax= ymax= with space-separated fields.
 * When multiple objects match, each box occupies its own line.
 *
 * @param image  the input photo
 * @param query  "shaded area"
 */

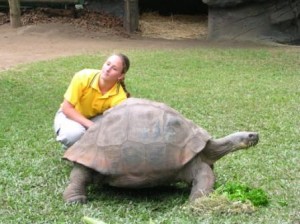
xmin=139 ymin=0 xmax=208 ymax=16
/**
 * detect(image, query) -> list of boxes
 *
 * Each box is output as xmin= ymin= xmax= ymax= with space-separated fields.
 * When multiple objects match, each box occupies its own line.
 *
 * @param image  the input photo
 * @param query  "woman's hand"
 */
xmin=61 ymin=99 xmax=94 ymax=129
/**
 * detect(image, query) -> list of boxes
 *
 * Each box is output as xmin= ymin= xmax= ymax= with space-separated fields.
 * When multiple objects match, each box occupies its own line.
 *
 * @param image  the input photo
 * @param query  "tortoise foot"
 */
xmin=63 ymin=183 xmax=87 ymax=204
xmin=64 ymin=194 xmax=87 ymax=204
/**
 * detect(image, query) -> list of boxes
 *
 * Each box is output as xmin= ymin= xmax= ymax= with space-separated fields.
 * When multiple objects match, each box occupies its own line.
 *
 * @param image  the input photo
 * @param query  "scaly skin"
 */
xmin=202 ymin=132 xmax=259 ymax=163
xmin=63 ymin=163 xmax=93 ymax=203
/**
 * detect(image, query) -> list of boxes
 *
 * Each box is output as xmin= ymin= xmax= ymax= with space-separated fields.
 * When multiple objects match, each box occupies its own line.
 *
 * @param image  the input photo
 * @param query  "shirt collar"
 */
xmin=90 ymin=73 xmax=120 ymax=97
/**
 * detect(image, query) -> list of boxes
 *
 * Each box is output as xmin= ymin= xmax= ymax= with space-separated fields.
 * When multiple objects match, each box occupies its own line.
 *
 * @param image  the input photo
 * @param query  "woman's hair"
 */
xmin=116 ymin=53 xmax=130 ymax=74
xmin=116 ymin=53 xmax=131 ymax=98
xmin=119 ymin=79 xmax=131 ymax=98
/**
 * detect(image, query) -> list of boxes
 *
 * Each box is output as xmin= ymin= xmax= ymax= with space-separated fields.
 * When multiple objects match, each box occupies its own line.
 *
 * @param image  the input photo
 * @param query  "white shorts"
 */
xmin=53 ymin=110 xmax=101 ymax=148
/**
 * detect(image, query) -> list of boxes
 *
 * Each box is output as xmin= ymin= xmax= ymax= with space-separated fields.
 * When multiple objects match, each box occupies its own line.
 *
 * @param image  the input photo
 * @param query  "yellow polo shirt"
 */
xmin=63 ymin=69 xmax=127 ymax=118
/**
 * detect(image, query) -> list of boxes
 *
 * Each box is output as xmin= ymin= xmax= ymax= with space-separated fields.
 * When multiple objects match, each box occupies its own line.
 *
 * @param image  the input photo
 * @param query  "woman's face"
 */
xmin=101 ymin=55 xmax=124 ymax=83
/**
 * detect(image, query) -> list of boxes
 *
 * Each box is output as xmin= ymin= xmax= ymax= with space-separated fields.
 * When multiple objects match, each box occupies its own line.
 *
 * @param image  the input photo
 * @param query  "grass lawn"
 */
xmin=0 ymin=46 xmax=299 ymax=223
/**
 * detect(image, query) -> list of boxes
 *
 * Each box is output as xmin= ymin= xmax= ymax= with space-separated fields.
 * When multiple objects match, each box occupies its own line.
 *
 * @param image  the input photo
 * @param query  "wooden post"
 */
xmin=124 ymin=0 xmax=139 ymax=33
xmin=8 ymin=0 xmax=22 ymax=28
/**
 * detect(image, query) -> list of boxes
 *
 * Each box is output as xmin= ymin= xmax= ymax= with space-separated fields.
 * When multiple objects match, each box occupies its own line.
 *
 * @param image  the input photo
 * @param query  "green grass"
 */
xmin=0 ymin=47 xmax=299 ymax=223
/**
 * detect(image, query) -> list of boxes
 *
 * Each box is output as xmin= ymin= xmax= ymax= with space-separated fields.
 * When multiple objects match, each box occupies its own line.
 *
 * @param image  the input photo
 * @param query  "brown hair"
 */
xmin=119 ymin=80 xmax=130 ymax=98
xmin=116 ymin=53 xmax=131 ymax=98
xmin=117 ymin=53 xmax=130 ymax=74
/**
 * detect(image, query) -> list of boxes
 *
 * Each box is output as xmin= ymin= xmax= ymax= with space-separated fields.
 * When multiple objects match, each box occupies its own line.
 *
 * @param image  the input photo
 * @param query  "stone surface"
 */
xmin=206 ymin=0 xmax=300 ymax=43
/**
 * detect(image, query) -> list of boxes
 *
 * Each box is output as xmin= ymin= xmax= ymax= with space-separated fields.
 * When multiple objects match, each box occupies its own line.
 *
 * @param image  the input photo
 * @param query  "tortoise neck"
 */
xmin=202 ymin=136 xmax=237 ymax=162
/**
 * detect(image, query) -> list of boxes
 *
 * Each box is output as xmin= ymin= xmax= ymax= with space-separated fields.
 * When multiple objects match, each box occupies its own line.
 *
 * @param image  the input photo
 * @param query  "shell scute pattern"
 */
xmin=64 ymin=98 xmax=211 ymax=177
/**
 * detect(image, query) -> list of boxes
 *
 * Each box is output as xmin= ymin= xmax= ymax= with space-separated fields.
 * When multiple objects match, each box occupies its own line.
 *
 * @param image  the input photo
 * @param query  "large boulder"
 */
xmin=204 ymin=0 xmax=300 ymax=44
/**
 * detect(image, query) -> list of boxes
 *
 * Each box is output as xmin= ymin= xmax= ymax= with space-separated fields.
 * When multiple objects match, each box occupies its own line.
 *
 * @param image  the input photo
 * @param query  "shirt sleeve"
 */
xmin=63 ymin=70 xmax=86 ymax=106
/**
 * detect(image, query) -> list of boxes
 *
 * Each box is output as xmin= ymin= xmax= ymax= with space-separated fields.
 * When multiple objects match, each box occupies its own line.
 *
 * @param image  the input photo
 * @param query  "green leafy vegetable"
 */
xmin=215 ymin=182 xmax=269 ymax=206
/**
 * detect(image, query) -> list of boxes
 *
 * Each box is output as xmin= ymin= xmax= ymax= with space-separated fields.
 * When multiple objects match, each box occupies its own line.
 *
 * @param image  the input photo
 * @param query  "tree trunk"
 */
xmin=8 ymin=0 xmax=22 ymax=28
xmin=124 ymin=0 xmax=139 ymax=33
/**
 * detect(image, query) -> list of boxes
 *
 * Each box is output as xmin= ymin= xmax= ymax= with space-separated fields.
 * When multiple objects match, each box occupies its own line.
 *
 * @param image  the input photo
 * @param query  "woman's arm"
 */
xmin=61 ymin=99 xmax=94 ymax=129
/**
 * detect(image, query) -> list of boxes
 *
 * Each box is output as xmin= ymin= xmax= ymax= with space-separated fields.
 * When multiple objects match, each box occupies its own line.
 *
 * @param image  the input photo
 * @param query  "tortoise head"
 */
xmin=202 ymin=131 xmax=259 ymax=162
xmin=231 ymin=132 xmax=259 ymax=150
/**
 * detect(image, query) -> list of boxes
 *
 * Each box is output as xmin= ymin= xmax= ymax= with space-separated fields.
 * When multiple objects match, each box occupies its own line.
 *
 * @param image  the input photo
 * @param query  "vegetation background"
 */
xmin=0 ymin=48 xmax=299 ymax=223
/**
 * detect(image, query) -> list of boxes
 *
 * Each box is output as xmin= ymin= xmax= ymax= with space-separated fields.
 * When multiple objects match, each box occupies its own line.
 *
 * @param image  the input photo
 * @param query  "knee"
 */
xmin=57 ymin=126 xmax=86 ymax=148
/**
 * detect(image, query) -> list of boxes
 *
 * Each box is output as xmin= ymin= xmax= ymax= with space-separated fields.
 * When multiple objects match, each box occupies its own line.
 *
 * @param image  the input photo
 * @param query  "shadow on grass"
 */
xmin=89 ymin=184 xmax=190 ymax=204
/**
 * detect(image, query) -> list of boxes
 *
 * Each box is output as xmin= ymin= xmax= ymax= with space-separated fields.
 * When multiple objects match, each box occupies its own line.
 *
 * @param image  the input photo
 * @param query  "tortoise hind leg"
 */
xmin=189 ymin=163 xmax=215 ymax=201
xmin=63 ymin=163 xmax=93 ymax=204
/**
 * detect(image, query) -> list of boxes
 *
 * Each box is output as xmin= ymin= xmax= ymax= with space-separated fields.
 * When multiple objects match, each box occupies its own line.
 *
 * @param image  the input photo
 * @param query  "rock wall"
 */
xmin=204 ymin=0 xmax=300 ymax=43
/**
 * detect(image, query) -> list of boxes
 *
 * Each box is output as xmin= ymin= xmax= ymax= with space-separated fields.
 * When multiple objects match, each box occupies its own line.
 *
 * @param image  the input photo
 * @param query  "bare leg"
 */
xmin=189 ymin=163 xmax=215 ymax=201
xmin=63 ymin=163 xmax=93 ymax=203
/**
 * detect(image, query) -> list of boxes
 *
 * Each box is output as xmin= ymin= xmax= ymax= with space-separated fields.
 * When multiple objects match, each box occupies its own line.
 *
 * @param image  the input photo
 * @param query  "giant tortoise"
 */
xmin=63 ymin=98 xmax=259 ymax=203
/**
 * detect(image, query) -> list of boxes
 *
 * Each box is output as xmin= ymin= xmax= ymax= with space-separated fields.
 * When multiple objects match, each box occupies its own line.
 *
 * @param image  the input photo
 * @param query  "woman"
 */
xmin=54 ymin=53 xmax=130 ymax=148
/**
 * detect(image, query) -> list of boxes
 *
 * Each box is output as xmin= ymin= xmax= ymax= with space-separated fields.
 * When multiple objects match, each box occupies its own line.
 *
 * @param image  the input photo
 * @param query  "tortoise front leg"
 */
xmin=189 ymin=163 xmax=215 ymax=201
xmin=63 ymin=163 xmax=93 ymax=204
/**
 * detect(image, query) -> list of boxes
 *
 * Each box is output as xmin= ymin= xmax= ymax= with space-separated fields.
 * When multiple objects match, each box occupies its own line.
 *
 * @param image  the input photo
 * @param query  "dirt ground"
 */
xmin=0 ymin=22 xmax=203 ymax=71
xmin=0 ymin=19 xmax=298 ymax=71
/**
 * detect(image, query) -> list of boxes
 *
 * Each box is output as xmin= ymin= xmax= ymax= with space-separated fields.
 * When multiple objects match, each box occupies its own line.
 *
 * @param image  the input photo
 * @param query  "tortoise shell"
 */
xmin=63 ymin=98 xmax=211 ymax=187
